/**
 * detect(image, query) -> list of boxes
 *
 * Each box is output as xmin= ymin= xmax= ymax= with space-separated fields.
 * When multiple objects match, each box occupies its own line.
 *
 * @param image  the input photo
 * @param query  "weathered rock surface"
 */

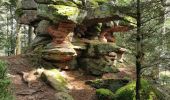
xmin=20 ymin=68 xmax=44 ymax=87
xmin=47 ymin=22 xmax=75 ymax=44
xmin=42 ymin=69 xmax=68 ymax=92
xmin=42 ymin=43 xmax=77 ymax=62
xmin=16 ymin=0 xmax=136 ymax=25
xmin=18 ymin=0 xmax=37 ymax=10
xmin=37 ymin=4 xmax=86 ymax=23
xmin=55 ymin=92 xmax=74 ymax=100
xmin=79 ymin=58 xmax=118 ymax=75
xmin=16 ymin=10 xmax=38 ymax=25
xmin=86 ymin=79 xmax=129 ymax=92
xmin=35 ymin=20 xmax=50 ymax=35
xmin=82 ymin=42 xmax=121 ymax=57
xmin=16 ymin=0 xmax=132 ymax=76
xmin=52 ymin=57 xmax=78 ymax=70
xmin=75 ymin=41 xmax=126 ymax=75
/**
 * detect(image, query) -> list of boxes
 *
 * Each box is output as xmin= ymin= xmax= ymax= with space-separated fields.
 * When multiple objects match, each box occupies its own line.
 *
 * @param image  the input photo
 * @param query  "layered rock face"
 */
xmin=16 ymin=0 xmax=135 ymax=75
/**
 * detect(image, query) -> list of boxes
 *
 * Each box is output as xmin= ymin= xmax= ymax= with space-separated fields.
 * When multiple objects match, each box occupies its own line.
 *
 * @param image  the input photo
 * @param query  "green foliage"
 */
xmin=159 ymin=72 xmax=170 ymax=84
xmin=0 ymin=60 xmax=13 ymax=100
xmin=115 ymin=79 xmax=157 ymax=100
xmin=117 ymin=0 xmax=133 ymax=6
xmin=0 ymin=31 xmax=6 ymax=49
xmin=96 ymin=88 xmax=115 ymax=100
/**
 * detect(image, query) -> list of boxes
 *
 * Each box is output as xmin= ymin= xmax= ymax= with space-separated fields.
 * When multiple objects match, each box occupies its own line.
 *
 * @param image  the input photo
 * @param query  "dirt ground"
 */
xmin=0 ymin=55 xmax=97 ymax=100
xmin=0 ymin=55 xmax=135 ymax=100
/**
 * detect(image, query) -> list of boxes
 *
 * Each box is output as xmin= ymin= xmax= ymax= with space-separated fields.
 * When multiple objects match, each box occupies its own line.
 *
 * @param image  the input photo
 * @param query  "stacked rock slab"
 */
xmin=16 ymin=0 xmax=135 ymax=75
xmin=77 ymin=41 xmax=125 ymax=75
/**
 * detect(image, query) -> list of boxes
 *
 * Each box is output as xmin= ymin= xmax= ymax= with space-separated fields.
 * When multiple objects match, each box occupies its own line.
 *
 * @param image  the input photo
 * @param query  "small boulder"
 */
xmin=42 ymin=69 xmax=68 ymax=92
xmin=86 ymin=79 xmax=129 ymax=92
xmin=55 ymin=92 xmax=74 ymax=100
xmin=96 ymin=88 xmax=115 ymax=100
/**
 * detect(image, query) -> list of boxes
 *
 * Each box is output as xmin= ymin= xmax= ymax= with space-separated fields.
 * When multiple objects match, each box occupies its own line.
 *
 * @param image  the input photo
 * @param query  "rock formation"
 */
xmin=16 ymin=0 xmax=136 ymax=75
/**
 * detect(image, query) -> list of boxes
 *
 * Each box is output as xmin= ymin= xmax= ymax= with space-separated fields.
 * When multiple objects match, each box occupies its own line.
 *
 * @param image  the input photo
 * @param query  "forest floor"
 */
xmin=0 ymin=55 xmax=135 ymax=100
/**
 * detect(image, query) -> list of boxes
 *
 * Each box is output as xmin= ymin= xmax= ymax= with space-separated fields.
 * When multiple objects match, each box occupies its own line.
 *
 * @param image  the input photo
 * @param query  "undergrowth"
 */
xmin=0 ymin=60 xmax=13 ymax=100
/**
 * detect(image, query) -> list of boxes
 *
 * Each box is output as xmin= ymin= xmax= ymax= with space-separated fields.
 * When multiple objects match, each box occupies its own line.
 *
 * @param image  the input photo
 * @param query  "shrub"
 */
xmin=0 ymin=60 xmax=13 ymax=100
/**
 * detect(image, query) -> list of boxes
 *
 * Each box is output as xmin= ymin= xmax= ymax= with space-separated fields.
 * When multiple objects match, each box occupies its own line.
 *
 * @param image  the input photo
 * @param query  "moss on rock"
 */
xmin=37 ymin=4 xmax=86 ymax=23
xmin=96 ymin=88 xmax=115 ymax=100
xmin=86 ymin=79 xmax=129 ymax=92
xmin=35 ymin=0 xmax=81 ymax=7
xmin=42 ymin=69 xmax=68 ymax=92
xmin=115 ymin=79 xmax=158 ymax=100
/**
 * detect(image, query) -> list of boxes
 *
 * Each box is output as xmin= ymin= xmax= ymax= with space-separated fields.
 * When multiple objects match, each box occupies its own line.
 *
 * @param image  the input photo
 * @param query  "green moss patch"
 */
xmin=115 ymin=79 xmax=158 ymax=100
xmin=96 ymin=88 xmax=115 ymax=100
xmin=42 ymin=69 xmax=68 ymax=92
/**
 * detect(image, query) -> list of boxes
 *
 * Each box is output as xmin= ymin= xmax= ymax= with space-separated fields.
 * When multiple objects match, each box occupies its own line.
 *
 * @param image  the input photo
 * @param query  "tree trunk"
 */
xmin=136 ymin=0 xmax=142 ymax=99
xmin=6 ymin=14 xmax=9 ymax=56
xmin=15 ymin=24 xmax=22 ymax=55
xmin=10 ymin=6 xmax=14 ymax=55
xmin=28 ymin=26 xmax=33 ymax=46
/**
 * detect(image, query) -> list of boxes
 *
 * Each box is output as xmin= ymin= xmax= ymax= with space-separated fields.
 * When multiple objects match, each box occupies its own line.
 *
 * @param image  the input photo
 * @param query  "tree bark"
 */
xmin=10 ymin=6 xmax=14 ymax=55
xmin=6 ymin=14 xmax=9 ymax=56
xmin=28 ymin=25 xmax=33 ymax=46
xmin=15 ymin=24 xmax=22 ymax=55
xmin=136 ymin=0 xmax=142 ymax=99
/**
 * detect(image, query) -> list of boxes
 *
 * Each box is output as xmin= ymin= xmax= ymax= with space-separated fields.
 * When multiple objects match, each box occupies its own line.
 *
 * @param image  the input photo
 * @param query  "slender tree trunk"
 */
xmin=6 ymin=14 xmax=9 ymax=56
xmin=28 ymin=26 xmax=33 ymax=46
xmin=10 ymin=6 xmax=14 ymax=55
xmin=15 ymin=24 xmax=22 ymax=55
xmin=136 ymin=0 xmax=142 ymax=99
xmin=23 ymin=26 xmax=27 ymax=47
